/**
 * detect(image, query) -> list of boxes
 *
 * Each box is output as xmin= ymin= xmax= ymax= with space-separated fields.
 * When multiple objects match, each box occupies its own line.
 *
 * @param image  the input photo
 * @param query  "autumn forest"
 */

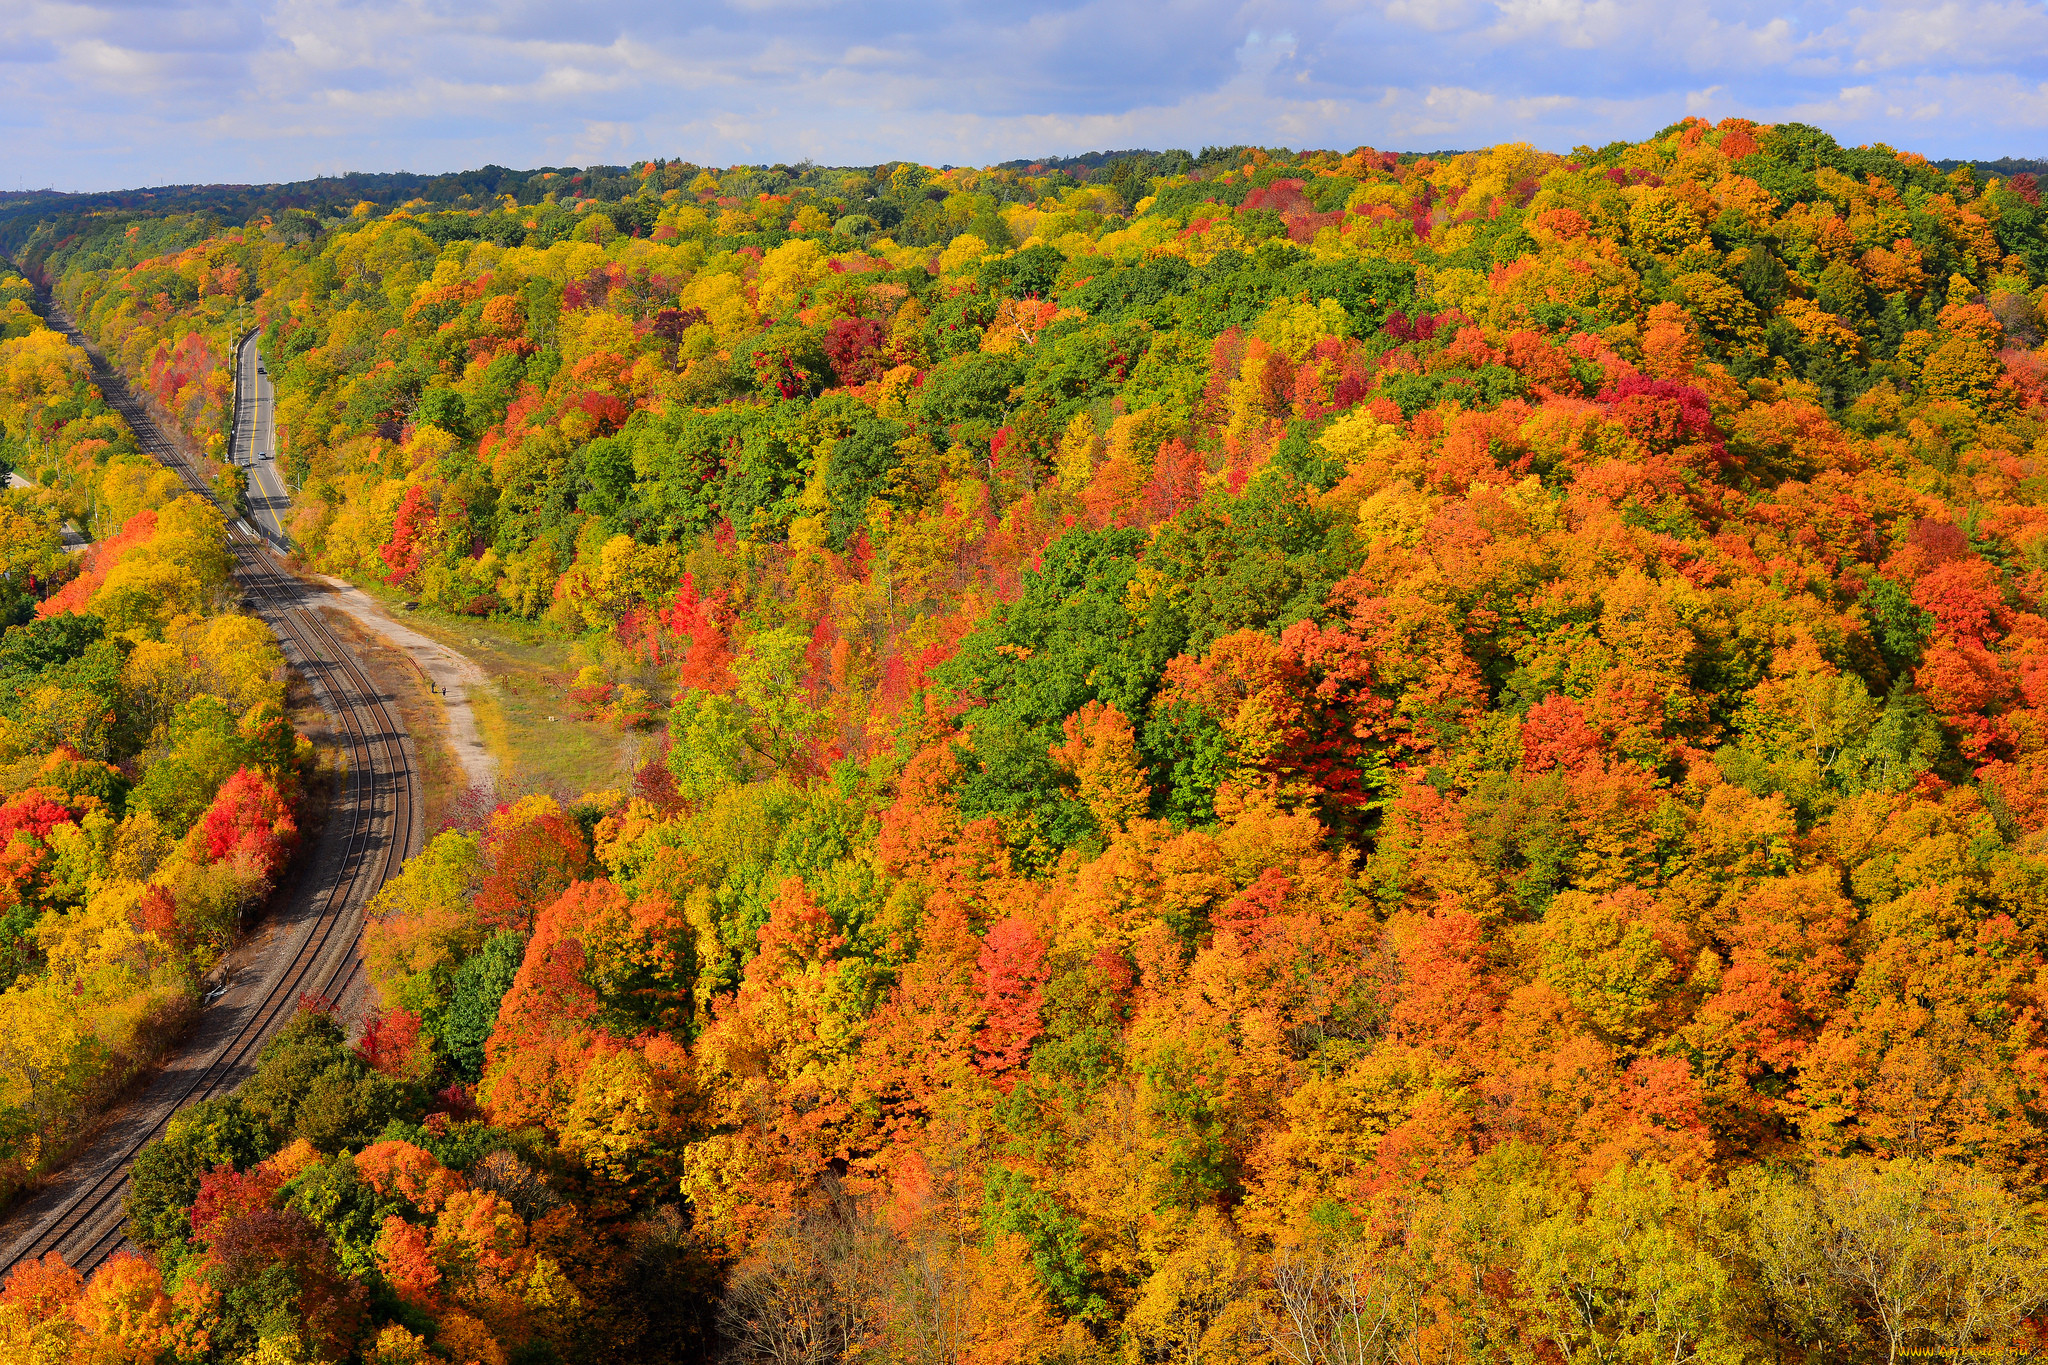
xmin=1 ymin=116 xmax=2047 ymax=1363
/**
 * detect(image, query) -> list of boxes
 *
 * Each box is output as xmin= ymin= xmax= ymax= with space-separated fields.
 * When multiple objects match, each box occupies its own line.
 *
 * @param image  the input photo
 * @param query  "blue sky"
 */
xmin=4 ymin=0 xmax=2048 ymax=191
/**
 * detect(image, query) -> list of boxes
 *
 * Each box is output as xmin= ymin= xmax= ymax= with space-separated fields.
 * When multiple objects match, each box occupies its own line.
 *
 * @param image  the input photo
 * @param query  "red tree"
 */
xmin=824 ymin=316 xmax=888 ymax=386
xmin=975 ymin=913 xmax=1050 ymax=1083
xmin=195 ymin=768 xmax=298 ymax=877
xmin=473 ymin=803 xmax=590 ymax=932
xmin=379 ymin=485 xmax=437 ymax=585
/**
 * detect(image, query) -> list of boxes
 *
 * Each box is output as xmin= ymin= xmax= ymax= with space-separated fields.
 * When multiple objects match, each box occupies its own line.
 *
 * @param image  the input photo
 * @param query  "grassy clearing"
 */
xmin=334 ymin=575 xmax=654 ymax=800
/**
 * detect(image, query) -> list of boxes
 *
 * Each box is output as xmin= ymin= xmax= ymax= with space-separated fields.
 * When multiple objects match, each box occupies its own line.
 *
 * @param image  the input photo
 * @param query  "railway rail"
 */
xmin=0 ymin=288 xmax=422 ymax=1277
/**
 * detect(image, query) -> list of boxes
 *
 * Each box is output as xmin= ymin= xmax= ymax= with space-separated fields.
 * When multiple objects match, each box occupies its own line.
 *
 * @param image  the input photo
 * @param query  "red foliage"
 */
xmin=1287 ymin=210 xmax=1344 ymax=244
xmin=1382 ymin=311 xmax=1441 ymax=343
xmin=751 ymin=335 xmax=819 ymax=398
xmin=1520 ymin=694 xmax=1604 ymax=772
xmin=561 ymin=265 xmax=617 ymax=310
xmin=974 ymin=913 xmax=1049 ymax=1082
xmin=870 ymin=636 xmax=962 ymax=729
xmin=824 ymin=316 xmax=888 ymax=387
xmin=481 ymin=880 xmax=620 ymax=1126
xmin=755 ymin=877 xmax=845 ymax=978
xmin=1912 ymin=556 xmax=2010 ymax=645
xmin=572 ymin=390 xmax=632 ymax=434
xmin=646 ymin=306 xmax=707 ymax=344
xmin=435 ymin=1081 xmax=480 ymax=1121
xmin=631 ymin=756 xmax=686 ymax=814
xmin=39 ymin=508 xmax=158 ymax=619
xmin=376 ymin=1215 xmax=441 ymax=1310
xmin=137 ymin=884 xmax=182 ymax=951
xmin=652 ymin=573 xmax=738 ymax=690
xmin=354 ymin=1007 xmax=427 ymax=1077
xmin=1599 ymin=372 xmax=1726 ymax=465
xmin=191 ymin=1163 xmax=284 ymax=1245
xmin=1142 ymin=439 xmax=1206 ymax=524
xmin=0 ymin=790 xmax=74 ymax=847
xmin=380 ymin=485 xmax=437 ymax=585
xmin=1213 ymin=868 xmax=1294 ymax=946
xmin=205 ymin=1204 xmax=365 ymax=1356
xmin=147 ymin=332 xmax=224 ymax=418
xmin=1919 ymin=638 xmax=2018 ymax=759
xmin=568 ymin=676 xmax=617 ymax=719
xmin=0 ymin=1251 xmax=82 ymax=1318
xmin=473 ymin=803 xmax=591 ymax=932
xmin=195 ymin=768 xmax=297 ymax=877
xmin=1242 ymin=180 xmax=1308 ymax=216
xmin=1384 ymin=908 xmax=1500 ymax=1051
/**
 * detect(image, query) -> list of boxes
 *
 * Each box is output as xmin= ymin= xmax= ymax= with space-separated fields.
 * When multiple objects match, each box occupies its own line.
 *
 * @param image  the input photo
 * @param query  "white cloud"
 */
xmin=1840 ymin=1 xmax=2048 ymax=72
xmin=8 ymin=0 xmax=2048 ymax=191
xmin=1486 ymin=0 xmax=1630 ymax=49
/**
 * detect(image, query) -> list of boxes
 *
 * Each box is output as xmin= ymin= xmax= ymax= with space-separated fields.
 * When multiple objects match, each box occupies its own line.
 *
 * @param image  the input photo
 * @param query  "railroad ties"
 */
xmin=0 ymin=295 xmax=422 ymax=1276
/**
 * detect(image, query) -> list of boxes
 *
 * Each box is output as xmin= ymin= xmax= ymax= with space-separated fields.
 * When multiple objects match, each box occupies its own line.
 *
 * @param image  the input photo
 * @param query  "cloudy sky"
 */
xmin=4 ymin=0 xmax=2047 ymax=190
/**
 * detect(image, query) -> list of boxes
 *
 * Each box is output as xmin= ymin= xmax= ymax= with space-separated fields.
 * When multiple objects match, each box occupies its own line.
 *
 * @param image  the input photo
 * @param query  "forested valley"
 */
xmin=5 ymin=117 xmax=2048 ymax=1363
xmin=0 ymin=262 xmax=308 ymax=1228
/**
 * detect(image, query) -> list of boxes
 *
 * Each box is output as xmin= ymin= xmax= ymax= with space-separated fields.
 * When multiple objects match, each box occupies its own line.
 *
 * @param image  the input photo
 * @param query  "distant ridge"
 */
xmin=6 ymin=142 xmax=2046 ymax=240
xmin=1937 ymin=157 xmax=2048 ymax=177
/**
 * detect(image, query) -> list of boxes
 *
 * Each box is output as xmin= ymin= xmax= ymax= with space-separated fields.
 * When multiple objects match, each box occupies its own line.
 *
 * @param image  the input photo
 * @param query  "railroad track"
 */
xmin=0 ymin=287 xmax=422 ymax=1278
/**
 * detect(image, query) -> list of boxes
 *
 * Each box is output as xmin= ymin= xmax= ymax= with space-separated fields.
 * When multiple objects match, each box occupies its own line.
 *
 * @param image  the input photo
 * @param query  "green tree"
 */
xmin=124 ymin=1095 xmax=274 ymax=1249
xmin=439 ymin=929 xmax=526 ymax=1082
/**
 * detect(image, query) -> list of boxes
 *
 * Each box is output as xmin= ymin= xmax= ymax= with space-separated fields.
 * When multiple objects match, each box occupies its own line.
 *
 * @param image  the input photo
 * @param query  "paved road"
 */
xmin=0 ymin=285 xmax=422 ymax=1280
xmin=233 ymin=331 xmax=292 ymax=544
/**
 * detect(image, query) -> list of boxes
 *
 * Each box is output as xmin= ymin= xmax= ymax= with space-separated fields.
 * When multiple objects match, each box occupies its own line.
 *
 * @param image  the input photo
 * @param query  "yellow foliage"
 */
xmin=1255 ymin=296 xmax=1349 ymax=360
xmin=1356 ymin=479 xmax=1433 ymax=549
xmin=1319 ymin=407 xmax=1405 ymax=465
xmin=366 ymin=1324 xmax=435 ymax=1365
xmin=1779 ymin=297 xmax=1865 ymax=362
xmin=559 ymin=533 xmax=682 ymax=630
xmin=1056 ymin=411 xmax=1102 ymax=492
xmin=36 ymin=881 xmax=154 ymax=1005
xmin=681 ymin=271 xmax=755 ymax=343
xmin=937 ymin=233 xmax=994 ymax=274
xmin=558 ymin=1046 xmax=689 ymax=1187
xmin=1052 ymin=701 xmax=1151 ymax=835
xmin=1125 ymin=1208 xmax=1254 ymax=1365
xmin=1105 ymin=405 xmax=1178 ymax=468
xmin=429 ymin=1313 xmax=506 ymax=1365
xmin=755 ymin=239 xmax=830 ymax=315
xmin=557 ymin=308 xmax=635 ymax=371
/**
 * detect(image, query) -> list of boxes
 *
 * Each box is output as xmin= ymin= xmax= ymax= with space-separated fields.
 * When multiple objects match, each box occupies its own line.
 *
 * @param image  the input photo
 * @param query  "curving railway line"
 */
xmin=0 ymin=288 xmax=423 ymax=1278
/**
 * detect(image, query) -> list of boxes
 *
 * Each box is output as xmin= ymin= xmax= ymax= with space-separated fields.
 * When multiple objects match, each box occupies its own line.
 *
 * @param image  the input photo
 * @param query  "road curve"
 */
xmin=0 ymin=286 xmax=423 ymax=1279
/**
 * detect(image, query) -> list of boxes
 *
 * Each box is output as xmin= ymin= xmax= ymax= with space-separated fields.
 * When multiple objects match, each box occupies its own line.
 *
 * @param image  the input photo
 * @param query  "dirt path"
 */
xmin=306 ymin=576 xmax=498 ymax=794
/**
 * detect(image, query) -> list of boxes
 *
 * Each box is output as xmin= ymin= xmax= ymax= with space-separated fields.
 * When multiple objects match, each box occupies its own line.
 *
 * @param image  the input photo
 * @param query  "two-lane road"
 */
xmin=233 ymin=332 xmax=291 ymax=545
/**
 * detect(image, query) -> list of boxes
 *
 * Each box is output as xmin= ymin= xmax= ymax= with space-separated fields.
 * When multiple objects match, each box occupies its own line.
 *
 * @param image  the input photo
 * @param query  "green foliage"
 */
xmin=125 ymin=1095 xmax=275 ymax=1249
xmin=283 ymin=1152 xmax=403 ymax=1276
xmin=132 ymin=694 xmax=265 ymax=834
xmin=823 ymin=404 xmax=907 ymax=548
xmin=1862 ymin=574 xmax=1933 ymax=672
xmin=1029 ymin=953 xmax=1127 ymax=1094
xmin=439 ymin=929 xmax=527 ymax=1081
xmin=940 ymin=528 xmax=1183 ymax=858
xmin=983 ymin=1166 xmax=1103 ymax=1319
